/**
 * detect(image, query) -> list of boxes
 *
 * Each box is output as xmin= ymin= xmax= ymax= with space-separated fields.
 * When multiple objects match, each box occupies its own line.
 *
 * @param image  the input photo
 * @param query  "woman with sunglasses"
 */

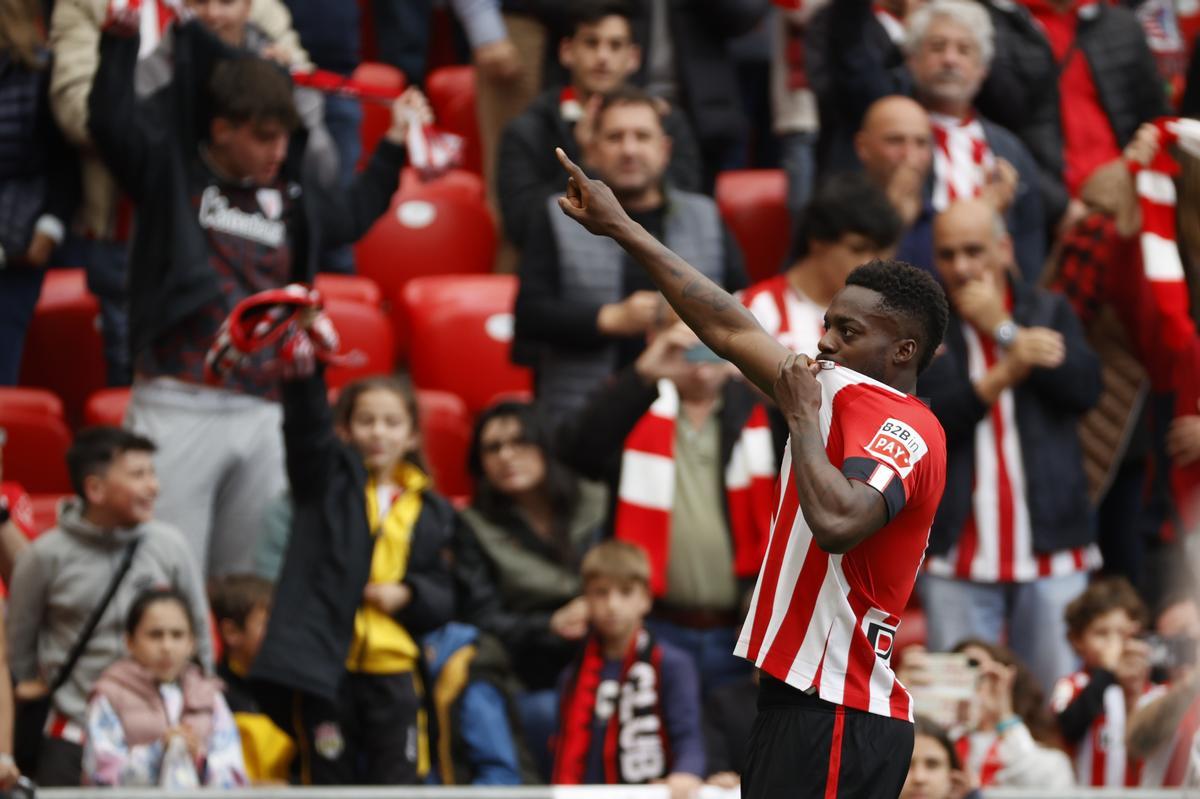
xmin=454 ymin=400 xmax=609 ymax=778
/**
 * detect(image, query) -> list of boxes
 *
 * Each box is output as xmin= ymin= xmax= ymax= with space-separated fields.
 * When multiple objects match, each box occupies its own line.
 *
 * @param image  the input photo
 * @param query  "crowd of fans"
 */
xmin=2 ymin=0 xmax=1200 ymax=794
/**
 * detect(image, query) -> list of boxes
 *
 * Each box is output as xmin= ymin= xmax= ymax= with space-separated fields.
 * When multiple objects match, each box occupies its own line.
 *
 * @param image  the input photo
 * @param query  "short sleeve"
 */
xmin=836 ymin=402 xmax=933 ymax=521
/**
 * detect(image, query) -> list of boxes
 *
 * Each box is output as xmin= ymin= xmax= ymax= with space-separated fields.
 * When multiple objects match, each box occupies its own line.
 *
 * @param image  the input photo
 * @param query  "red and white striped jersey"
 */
xmin=930 ymin=113 xmax=996 ymax=213
xmin=1051 ymin=671 xmax=1158 ymax=787
xmin=925 ymin=324 xmax=1100 ymax=582
xmin=735 ymin=364 xmax=946 ymax=721
xmin=740 ymin=274 xmax=826 ymax=357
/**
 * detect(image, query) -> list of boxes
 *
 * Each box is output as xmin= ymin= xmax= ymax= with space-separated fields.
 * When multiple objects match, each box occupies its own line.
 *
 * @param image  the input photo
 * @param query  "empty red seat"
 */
xmin=85 ymin=387 xmax=132 ymax=428
xmin=425 ymin=65 xmax=482 ymax=175
xmin=415 ymin=389 xmax=473 ymax=500
xmin=314 ymin=273 xmax=383 ymax=307
xmin=0 ymin=408 xmax=72 ymax=494
xmin=0 ymin=387 xmax=65 ymax=419
xmin=353 ymin=62 xmax=407 ymax=171
xmin=323 ymin=297 xmax=398 ymax=391
xmin=715 ymin=169 xmax=792 ymax=285
xmin=400 ymin=275 xmax=532 ymax=414
xmin=29 ymin=493 xmax=67 ymax=535
xmin=19 ymin=269 xmax=106 ymax=429
xmin=355 ymin=183 xmax=496 ymax=348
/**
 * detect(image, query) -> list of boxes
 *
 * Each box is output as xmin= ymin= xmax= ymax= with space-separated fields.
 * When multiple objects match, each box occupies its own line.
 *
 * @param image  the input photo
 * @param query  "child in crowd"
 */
xmin=249 ymin=372 xmax=456 ymax=785
xmin=1052 ymin=576 xmax=1155 ymax=786
xmin=209 ymin=574 xmax=292 ymax=783
xmin=900 ymin=717 xmax=980 ymax=799
xmin=83 ymin=587 xmax=245 ymax=787
xmin=552 ymin=541 xmax=704 ymax=797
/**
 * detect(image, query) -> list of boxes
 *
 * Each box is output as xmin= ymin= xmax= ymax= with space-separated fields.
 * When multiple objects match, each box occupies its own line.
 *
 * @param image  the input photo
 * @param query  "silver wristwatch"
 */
xmin=992 ymin=320 xmax=1018 ymax=349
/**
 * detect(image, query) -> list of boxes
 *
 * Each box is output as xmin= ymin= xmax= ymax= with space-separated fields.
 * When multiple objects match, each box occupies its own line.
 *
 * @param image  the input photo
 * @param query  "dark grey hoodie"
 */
xmin=6 ymin=499 xmax=212 ymax=727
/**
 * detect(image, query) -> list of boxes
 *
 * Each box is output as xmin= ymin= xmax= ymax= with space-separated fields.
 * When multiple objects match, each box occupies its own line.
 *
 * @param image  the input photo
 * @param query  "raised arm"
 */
xmin=554 ymin=148 xmax=790 ymax=399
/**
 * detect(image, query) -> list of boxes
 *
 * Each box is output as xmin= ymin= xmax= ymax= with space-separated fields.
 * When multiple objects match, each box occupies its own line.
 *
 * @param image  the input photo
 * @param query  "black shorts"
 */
xmin=741 ymin=674 xmax=914 ymax=799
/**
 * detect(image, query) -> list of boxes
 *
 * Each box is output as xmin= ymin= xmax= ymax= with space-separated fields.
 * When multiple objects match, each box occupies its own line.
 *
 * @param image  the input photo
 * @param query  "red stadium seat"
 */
xmin=323 ymin=297 xmax=398 ymax=391
xmin=400 ymin=275 xmax=532 ymax=414
xmin=425 ymin=66 xmax=482 ymax=175
xmin=715 ymin=169 xmax=792 ymax=284
xmin=29 ymin=493 xmax=67 ymax=536
xmin=314 ymin=273 xmax=383 ymax=307
xmin=0 ymin=408 xmax=72 ymax=494
xmin=19 ymin=269 xmax=106 ymax=429
xmin=416 ymin=389 xmax=473 ymax=500
xmin=85 ymin=387 xmax=132 ymax=428
xmin=353 ymin=62 xmax=407 ymax=171
xmin=354 ymin=183 xmax=496 ymax=348
xmin=0 ymin=387 xmax=65 ymax=419
xmin=397 ymin=167 xmax=485 ymax=203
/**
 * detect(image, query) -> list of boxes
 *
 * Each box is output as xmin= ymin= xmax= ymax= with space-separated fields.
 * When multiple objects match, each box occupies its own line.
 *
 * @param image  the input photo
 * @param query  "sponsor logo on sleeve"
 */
xmin=864 ymin=417 xmax=928 ymax=479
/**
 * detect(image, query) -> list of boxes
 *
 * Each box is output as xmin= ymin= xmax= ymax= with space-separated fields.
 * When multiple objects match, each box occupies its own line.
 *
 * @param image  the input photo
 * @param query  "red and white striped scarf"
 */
xmin=1129 ymin=117 xmax=1200 ymax=353
xmin=613 ymin=380 xmax=775 ymax=597
xmin=930 ymin=113 xmax=995 ymax=212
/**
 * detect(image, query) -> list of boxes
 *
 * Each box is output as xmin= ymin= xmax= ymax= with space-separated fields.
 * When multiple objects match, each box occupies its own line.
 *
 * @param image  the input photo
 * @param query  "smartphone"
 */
xmin=684 ymin=344 xmax=725 ymax=364
xmin=1145 ymin=634 xmax=1197 ymax=670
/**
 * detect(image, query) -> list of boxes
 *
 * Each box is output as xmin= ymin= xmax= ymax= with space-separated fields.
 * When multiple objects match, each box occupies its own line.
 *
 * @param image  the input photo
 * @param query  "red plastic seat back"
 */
xmin=314 ymin=273 xmax=383 ymax=307
xmin=29 ymin=493 xmax=67 ymax=536
xmin=323 ymin=298 xmax=397 ymax=391
xmin=0 ymin=387 xmax=65 ymax=420
xmin=715 ymin=169 xmax=792 ymax=284
xmin=19 ymin=269 xmax=106 ymax=429
xmin=426 ymin=66 xmax=482 ymax=175
xmin=0 ymin=409 xmax=72 ymax=494
xmin=353 ymin=62 xmax=407 ymax=171
xmin=400 ymin=275 xmax=532 ymax=414
xmin=415 ymin=389 xmax=473 ymax=500
xmin=84 ymin=387 xmax=133 ymax=428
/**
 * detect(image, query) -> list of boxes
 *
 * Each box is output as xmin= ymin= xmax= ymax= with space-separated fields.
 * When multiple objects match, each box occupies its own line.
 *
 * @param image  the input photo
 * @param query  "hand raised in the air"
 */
xmin=556 ymin=147 xmax=633 ymax=239
xmin=774 ymin=353 xmax=825 ymax=428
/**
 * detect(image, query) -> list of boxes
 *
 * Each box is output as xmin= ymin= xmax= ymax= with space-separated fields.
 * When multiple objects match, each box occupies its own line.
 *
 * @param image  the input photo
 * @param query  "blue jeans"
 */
xmin=322 ymin=94 xmax=364 ymax=274
xmin=515 ymin=688 xmax=557 ymax=782
xmin=0 ymin=265 xmax=46 ymax=385
xmin=918 ymin=571 xmax=1087 ymax=697
xmin=780 ymin=130 xmax=818 ymax=221
xmin=644 ymin=618 xmax=750 ymax=698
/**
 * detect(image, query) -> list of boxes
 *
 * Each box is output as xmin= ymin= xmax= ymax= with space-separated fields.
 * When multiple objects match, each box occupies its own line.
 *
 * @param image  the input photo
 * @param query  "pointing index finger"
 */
xmin=556 ymin=147 xmax=586 ymax=180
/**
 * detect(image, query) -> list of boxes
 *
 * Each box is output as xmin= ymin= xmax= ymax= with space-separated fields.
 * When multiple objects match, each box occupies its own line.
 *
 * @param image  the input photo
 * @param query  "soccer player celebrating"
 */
xmin=555 ymin=147 xmax=950 ymax=799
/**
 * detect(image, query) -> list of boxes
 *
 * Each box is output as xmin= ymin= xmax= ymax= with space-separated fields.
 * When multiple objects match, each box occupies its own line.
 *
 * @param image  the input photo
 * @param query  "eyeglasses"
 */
xmin=479 ymin=437 xmax=537 ymax=457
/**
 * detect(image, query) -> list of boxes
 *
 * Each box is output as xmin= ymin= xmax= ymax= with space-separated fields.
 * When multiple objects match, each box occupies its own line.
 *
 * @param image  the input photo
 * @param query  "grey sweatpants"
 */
xmin=125 ymin=378 xmax=286 ymax=577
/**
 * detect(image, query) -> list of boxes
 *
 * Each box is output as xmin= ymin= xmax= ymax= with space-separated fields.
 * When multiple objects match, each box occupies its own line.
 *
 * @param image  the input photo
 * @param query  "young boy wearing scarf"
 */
xmin=552 ymin=541 xmax=704 ymax=797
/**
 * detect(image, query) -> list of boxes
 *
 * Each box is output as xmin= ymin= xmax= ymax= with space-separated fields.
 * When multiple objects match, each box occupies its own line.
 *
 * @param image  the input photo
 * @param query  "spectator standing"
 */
xmin=987 ymin=0 xmax=1169 ymax=229
xmin=741 ymin=173 xmax=902 ymax=357
xmin=0 ymin=0 xmax=77 ymax=386
xmin=89 ymin=17 xmax=424 ymax=576
xmin=7 ymin=427 xmax=212 ymax=787
xmin=82 ymin=587 xmax=245 ymax=788
xmin=47 ymin=0 xmax=306 ymax=386
xmin=1051 ymin=577 xmax=1155 ymax=787
xmin=556 ymin=322 xmax=775 ymax=695
xmin=900 ymin=717 xmax=981 ymax=799
xmin=497 ymin=0 xmax=701 ymax=253
xmin=918 ymin=199 xmax=1102 ymax=693
xmin=853 ymin=96 xmax=938 ymax=273
xmin=250 ymin=373 xmax=455 ymax=785
xmin=771 ymin=0 xmax=827 ymax=221
xmin=551 ymin=540 xmax=705 ymax=795
xmin=904 ymin=0 xmax=1045 ymax=281
xmin=514 ymin=88 xmax=746 ymax=423
xmin=453 ymin=400 xmax=608 ymax=777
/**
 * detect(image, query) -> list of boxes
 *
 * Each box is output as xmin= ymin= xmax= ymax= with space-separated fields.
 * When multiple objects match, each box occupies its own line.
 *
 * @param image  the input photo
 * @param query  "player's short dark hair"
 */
xmin=845 ymin=259 xmax=949 ymax=374
xmin=791 ymin=173 xmax=904 ymax=261
xmin=566 ymin=0 xmax=633 ymax=37
xmin=208 ymin=56 xmax=300 ymax=131
xmin=67 ymin=426 xmax=156 ymax=499
xmin=595 ymin=85 xmax=664 ymax=132
xmin=209 ymin=574 xmax=274 ymax=629
xmin=1064 ymin=576 xmax=1148 ymax=638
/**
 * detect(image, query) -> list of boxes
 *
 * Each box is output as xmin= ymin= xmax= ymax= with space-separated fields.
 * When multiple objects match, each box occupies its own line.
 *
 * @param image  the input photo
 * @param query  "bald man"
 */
xmin=916 ymin=199 xmax=1101 ymax=693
